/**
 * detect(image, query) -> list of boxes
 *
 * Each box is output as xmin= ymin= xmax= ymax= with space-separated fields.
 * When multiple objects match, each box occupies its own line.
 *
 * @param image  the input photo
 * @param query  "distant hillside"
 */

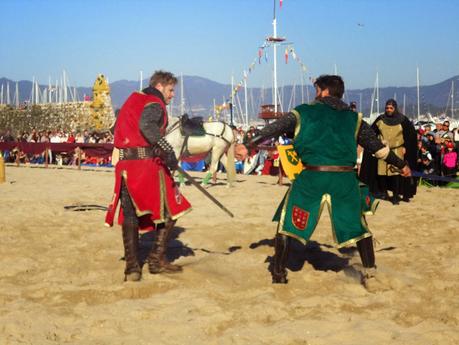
xmin=1 ymin=75 xmax=458 ymax=120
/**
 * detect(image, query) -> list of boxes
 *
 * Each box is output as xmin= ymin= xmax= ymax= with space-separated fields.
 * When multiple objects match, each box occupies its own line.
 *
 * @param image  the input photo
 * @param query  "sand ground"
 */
xmin=0 ymin=165 xmax=458 ymax=345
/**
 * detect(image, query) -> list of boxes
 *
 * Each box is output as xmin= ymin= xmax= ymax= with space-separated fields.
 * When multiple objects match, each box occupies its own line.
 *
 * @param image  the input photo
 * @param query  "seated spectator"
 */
xmin=30 ymin=153 xmax=45 ymax=164
xmin=70 ymin=147 xmax=86 ymax=166
xmin=10 ymin=147 xmax=29 ymax=164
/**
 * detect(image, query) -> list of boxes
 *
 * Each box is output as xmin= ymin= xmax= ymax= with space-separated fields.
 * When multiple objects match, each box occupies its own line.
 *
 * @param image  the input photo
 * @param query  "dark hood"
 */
xmin=381 ymin=99 xmax=404 ymax=125
xmin=380 ymin=111 xmax=404 ymax=125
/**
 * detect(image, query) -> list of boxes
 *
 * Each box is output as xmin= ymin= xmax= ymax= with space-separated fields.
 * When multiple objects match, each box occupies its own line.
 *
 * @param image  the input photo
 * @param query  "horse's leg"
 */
xmin=202 ymin=148 xmax=220 ymax=186
xmin=219 ymin=153 xmax=230 ymax=187
xmin=219 ymin=141 xmax=236 ymax=187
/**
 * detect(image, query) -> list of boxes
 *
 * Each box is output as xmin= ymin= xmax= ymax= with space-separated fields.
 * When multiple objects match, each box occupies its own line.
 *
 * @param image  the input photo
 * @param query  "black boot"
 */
xmin=357 ymin=236 xmax=375 ymax=268
xmin=356 ymin=236 xmax=378 ymax=288
xmin=272 ymin=233 xmax=289 ymax=284
xmin=147 ymin=219 xmax=182 ymax=274
xmin=391 ymin=176 xmax=401 ymax=205
xmin=122 ymin=223 xmax=142 ymax=281
xmin=120 ymin=179 xmax=141 ymax=281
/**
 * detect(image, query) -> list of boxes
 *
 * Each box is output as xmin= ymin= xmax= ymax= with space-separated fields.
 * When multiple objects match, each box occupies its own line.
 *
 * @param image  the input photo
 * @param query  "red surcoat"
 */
xmin=105 ymin=92 xmax=191 ymax=230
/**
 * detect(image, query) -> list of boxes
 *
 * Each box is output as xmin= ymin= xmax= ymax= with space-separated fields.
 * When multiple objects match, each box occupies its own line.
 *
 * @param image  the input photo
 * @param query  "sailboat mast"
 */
xmin=231 ymin=74 xmax=234 ymax=124
xmin=416 ymin=67 xmax=420 ymax=120
xmin=272 ymin=1 xmax=278 ymax=113
xmin=300 ymin=72 xmax=305 ymax=104
xmin=139 ymin=70 xmax=143 ymax=91
xmin=31 ymin=77 xmax=35 ymax=104
xmin=451 ymin=80 xmax=454 ymax=119
xmin=244 ymin=70 xmax=249 ymax=126
xmin=376 ymin=72 xmax=380 ymax=115
xmin=403 ymin=93 xmax=406 ymax=115
xmin=6 ymin=82 xmax=10 ymax=105
xmin=15 ymin=81 xmax=19 ymax=107
xmin=48 ymin=76 xmax=52 ymax=104
xmin=36 ymin=80 xmax=40 ymax=104
xmin=180 ymin=73 xmax=185 ymax=115
xmin=55 ymin=80 xmax=58 ymax=103
xmin=63 ymin=70 xmax=68 ymax=103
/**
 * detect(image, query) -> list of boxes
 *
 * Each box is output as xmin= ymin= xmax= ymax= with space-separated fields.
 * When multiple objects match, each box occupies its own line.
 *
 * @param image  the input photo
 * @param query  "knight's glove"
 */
xmin=247 ymin=112 xmax=297 ymax=150
xmin=246 ymin=135 xmax=265 ymax=150
xmin=155 ymin=138 xmax=178 ymax=170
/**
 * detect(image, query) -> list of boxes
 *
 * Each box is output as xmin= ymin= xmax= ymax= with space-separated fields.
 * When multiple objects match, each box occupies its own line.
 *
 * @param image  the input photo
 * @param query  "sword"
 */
xmin=176 ymin=166 xmax=234 ymax=218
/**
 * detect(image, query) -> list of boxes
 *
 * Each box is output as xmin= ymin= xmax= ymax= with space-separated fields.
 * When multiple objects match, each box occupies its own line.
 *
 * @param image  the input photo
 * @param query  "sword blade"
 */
xmin=176 ymin=166 xmax=234 ymax=218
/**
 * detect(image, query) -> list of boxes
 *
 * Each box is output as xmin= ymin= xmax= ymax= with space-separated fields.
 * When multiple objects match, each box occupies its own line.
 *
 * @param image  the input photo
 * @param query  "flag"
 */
xmin=258 ymin=48 xmax=263 ymax=64
xmin=280 ymin=0 xmax=283 ymax=9
xmin=285 ymin=48 xmax=289 ymax=64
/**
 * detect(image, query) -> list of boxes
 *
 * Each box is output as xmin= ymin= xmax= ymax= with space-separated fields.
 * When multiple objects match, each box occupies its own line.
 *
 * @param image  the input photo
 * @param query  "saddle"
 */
xmin=180 ymin=114 xmax=206 ymax=137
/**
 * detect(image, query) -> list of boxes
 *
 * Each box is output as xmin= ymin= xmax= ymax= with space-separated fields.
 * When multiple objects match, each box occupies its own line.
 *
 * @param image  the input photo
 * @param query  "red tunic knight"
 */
xmin=105 ymin=71 xmax=191 ymax=281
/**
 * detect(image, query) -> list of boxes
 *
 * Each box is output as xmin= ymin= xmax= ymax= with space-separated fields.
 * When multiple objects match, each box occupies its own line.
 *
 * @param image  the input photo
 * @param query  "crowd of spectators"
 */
xmin=416 ymin=120 xmax=459 ymax=182
xmin=1 ymin=121 xmax=458 ymax=185
xmin=0 ymin=128 xmax=114 ymax=167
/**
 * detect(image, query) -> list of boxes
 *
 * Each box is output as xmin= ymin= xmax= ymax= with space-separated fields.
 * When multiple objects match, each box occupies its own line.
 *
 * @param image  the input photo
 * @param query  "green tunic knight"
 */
xmin=248 ymin=75 xmax=411 ymax=287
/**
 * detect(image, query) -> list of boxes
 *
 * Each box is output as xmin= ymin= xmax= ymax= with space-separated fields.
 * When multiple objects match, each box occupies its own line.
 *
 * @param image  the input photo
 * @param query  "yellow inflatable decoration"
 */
xmin=90 ymin=74 xmax=115 ymax=130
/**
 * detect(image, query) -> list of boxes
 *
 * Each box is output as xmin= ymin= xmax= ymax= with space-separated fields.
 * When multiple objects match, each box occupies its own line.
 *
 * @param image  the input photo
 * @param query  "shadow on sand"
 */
xmin=131 ymin=226 xmax=242 ymax=266
xmin=250 ymin=238 xmax=359 ymax=274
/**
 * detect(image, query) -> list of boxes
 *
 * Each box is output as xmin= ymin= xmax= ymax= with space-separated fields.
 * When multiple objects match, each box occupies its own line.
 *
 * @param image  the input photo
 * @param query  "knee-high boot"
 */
xmin=120 ymin=179 xmax=141 ymax=281
xmin=356 ymin=236 xmax=378 ymax=288
xmin=272 ymin=233 xmax=289 ymax=284
xmin=357 ymin=236 xmax=375 ymax=268
xmin=391 ymin=175 xmax=401 ymax=205
xmin=122 ymin=222 xmax=141 ymax=281
xmin=147 ymin=219 xmax=182 ymax=274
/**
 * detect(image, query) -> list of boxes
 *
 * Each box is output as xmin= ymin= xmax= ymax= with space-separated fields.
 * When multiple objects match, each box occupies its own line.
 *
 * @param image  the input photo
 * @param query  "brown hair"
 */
xmin=149 ymin=70 xmax=178 ymax=87
xmin=313 ymin=75 xmax=345 ymax=98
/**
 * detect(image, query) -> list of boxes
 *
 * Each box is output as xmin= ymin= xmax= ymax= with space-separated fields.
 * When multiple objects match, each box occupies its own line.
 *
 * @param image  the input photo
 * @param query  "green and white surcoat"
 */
xmin=273 ymin=102 xmax=377 ymax=247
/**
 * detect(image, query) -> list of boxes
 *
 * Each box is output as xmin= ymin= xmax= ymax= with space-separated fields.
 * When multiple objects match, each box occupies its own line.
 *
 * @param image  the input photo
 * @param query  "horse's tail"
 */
xmin=225 ymin=135 xmax=237 ymax=187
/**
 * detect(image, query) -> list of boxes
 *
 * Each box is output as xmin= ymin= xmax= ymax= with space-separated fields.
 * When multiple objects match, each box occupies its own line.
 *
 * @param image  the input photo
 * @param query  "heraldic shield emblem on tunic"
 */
xmin=292 ymin=205 xmax=309 ymax=230
xmin=277 ymin=145 xmax=303 ymax=181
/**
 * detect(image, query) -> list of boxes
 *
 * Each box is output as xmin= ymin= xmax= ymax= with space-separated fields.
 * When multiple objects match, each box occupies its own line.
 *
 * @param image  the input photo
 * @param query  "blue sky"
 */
xmin=1 ymin=0 xmax=458 ymax=90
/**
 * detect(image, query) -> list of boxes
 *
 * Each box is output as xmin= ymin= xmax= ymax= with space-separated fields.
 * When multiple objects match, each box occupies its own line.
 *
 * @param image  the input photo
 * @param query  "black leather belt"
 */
xmin=303 ymin=164 xmax=355 ymax=172
xmin=119 ymin=147 xmax=156 ymax=160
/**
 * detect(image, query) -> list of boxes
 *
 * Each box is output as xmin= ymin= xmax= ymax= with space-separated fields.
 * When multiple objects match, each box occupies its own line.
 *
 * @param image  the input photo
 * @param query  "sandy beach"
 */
xmin=0 ymin=165 xmax=458 ymax=345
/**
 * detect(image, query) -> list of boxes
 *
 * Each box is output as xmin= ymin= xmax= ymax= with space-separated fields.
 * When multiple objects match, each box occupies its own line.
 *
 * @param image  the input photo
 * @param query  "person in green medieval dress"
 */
xmin=245 ymin=75 xmax=411 ymax=286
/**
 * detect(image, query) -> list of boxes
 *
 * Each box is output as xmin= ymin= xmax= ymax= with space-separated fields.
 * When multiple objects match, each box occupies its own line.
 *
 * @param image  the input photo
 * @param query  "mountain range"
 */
xmin=1 ymin=75 xmax=458 ymax=121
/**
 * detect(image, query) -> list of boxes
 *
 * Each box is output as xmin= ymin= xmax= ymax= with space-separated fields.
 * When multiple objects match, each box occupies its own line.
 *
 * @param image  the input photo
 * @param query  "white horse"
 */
xmin=165 ymin=116 xmax=237 ymax=187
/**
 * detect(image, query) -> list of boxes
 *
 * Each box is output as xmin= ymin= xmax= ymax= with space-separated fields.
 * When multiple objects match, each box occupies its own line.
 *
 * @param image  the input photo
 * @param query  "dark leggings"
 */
xmin=120 ymin=179 xmax=139 ymax=228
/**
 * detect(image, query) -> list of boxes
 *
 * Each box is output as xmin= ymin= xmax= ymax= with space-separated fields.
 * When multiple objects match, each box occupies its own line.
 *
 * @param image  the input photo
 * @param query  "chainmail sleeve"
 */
xmin=139 ymin=103 xmax=164 ymax=145
xmin=252 ymin=112 xmax=297 ymax=144
xmin=357 ymin=121 xmax=406 ymax=169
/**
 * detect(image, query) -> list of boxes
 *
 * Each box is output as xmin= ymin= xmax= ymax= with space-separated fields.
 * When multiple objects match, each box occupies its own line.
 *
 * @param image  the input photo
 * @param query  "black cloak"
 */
xmin=359 ymin=105 xmax=418 ymax=199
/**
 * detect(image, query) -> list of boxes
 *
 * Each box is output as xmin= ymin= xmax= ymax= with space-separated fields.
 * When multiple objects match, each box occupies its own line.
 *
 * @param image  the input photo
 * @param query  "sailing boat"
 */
xmin=258 ymin=0 xmax=289 ymax=123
